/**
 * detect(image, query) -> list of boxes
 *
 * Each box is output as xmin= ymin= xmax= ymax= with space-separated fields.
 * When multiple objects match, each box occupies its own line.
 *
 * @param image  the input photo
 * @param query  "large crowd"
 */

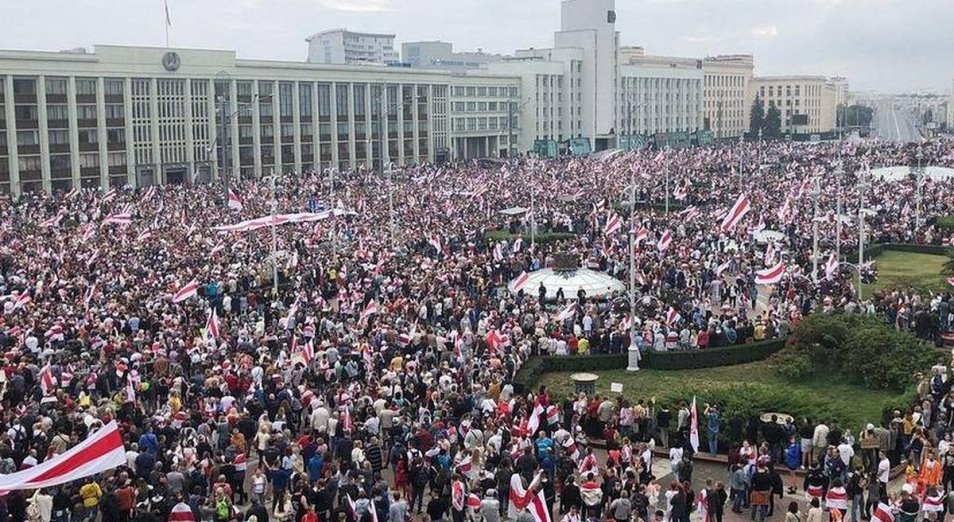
xmin=0 ymin=138 xmax=952 ymax=522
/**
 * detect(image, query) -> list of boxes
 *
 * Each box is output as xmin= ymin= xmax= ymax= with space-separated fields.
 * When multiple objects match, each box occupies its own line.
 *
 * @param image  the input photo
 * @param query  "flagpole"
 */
xmin=627 ymin=166 xmax=639 ymax=371
xmin=164 ymin=0 xmax=170 ymax=48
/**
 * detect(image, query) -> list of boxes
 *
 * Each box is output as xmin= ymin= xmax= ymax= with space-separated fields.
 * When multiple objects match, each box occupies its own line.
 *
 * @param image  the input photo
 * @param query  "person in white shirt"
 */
xmin=877 ymin=451 xmax=891 ymax=498
xmin=837 ymin=438 xmax=854 ymax=467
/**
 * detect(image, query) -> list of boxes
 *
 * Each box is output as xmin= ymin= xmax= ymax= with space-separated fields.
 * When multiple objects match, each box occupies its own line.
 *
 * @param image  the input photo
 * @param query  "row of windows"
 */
xmin=451 ymin=86 xmax=518 ymax=98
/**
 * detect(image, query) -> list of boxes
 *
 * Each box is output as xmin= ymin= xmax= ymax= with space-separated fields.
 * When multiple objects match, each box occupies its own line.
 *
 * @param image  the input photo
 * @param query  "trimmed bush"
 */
xmin=775 ymin=313 xmax=941 ymax=391
xmin=484 ymin=230 xmax=577 ymax=244
xmin=938 ymin=215 xmax=954 ymax=233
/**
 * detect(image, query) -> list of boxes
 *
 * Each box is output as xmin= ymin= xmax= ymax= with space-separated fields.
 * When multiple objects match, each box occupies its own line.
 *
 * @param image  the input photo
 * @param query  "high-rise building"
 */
xmin=949 ymin=80 xmax=954 ymax=129
xmin=751 ymin=76 xmax=837 ymax=134
xmin=402 ymin=41 xmax=504 ymax=74
xmin=702 ymin=55 xmax=754 ymax=139
xmin=306 ymin=29 xmax=399 ymax=65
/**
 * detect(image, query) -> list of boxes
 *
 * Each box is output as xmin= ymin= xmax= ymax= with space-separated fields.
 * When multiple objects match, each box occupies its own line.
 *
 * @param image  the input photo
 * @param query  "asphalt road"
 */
xmin=872 ymin=100 xmax=923 ymax=143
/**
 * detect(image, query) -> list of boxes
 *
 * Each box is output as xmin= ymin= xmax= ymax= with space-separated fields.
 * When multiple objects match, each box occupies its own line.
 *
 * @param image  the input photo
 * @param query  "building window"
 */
xmin=104 ymin=79 xmax=124 ymax=96
xmin=317 ymin=84 xmax=331 ymax=117
xmin=76 ymin=78 xmax=96 ymax=96
xmin=13 ymin=78 xmax=36 ymax=95
xmin=45 ymin=78 xmax=68 ymax=95
xmin=237 ymin=81 xmax=253 ymax=98
xmin=47 ymin=104 xmax=68 ymax=121
xmin=354 ymin=84 xmax=366 ymax=117
xmin=299 ymin=83 xmax=313 ymax=118
xmin=48 ymin=129 xmax=69 ymax=145
xmin=335 ymin=84 xmax=349 ymax=117
xmin=279 ymin=82 xmax=293 ymax=118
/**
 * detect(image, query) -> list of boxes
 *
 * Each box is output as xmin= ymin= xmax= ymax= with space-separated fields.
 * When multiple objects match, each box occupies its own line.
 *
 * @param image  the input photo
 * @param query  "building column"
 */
xmin=292 ymin=82 xmax=302 ymax=174
xmin=329 ymin=82 xmax=339 ymax=168
xmin=251 ymin=81 xmax=262 ymax=177
xmin=36 ymin=75 xmax=51 ymax=192
xmin=4 ymin=76 xmax=19 ymax=197
xmin=183 ymin=78 xmax=195 ymax=182
xmin=122 ymin=78 xmax=135 ymax=187
xmin=229 ymin=79 xmax=239 ymax=180
xmin=347 ymin=82 xmax=356 ymax=170
xmin=65 ymin=77 xmax=81 ymax=189
xmin=271 ymin=80 xmax=281 ymax=173
xmin=95 ymin=77 xmax=108 ymax=189
xmin=149 ymin=78 xmax=161 ymax=185
xmin=396 ymin=84 xmax=405 ymax=166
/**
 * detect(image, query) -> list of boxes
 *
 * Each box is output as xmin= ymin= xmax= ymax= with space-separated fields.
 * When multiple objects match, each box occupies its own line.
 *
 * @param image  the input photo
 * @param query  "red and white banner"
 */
xmin=716 ymin=260 xmax=731 ymax=277
xmin=634 ymin=228 xmax=649 ymax=246
xmin=171 ymin=279 xmax=201 ymax=303
xmin=136 ymin=230 xmax=153 ymax=242
xmin=213 ymin=210 xmax=355 ymax=233
xmin=205 ymin=308 xmax=220 ymax=339
xmin=720 ymin=193 xmax=751 ymax=233
xmin=526 ymin=400 xmax=546 ymax=436
xmin=509 ymin=271 xmax=530 ymax=294
xmin=169 ymin=502 xmax=196 ymax=522
xmin=604 ymin=213 xmax=622 ymax=235
xmin=824 ymin=254 xmax=839 ymax=280
xmin=39 ymin=364 xmax=55 ymax=396
xmin=689 ymin=396 xmax=699 ymax=452
xmin=227 ymin=189 xmax=244 ymax=211
xmin=0 ymin=421 xmax=125 ymax=491
xmin=428 ymin=235 xmax=442 ymax=253
xmin=556 ymin=302 xmax=577 ymax=321
xmin=359 ymin=301 xmax=378 ymax=323
xmin=103 ymin=213 xmax=132 ymax=225
xmin=873 ymin=503 xmax=894 ymax=522
xmin=666 ymin=307 xmax=681 ymax=325
xmin=755 ymin=261 xmax=785 ymax=285
xmin=657 ymin=230 xmax=673 ymax=251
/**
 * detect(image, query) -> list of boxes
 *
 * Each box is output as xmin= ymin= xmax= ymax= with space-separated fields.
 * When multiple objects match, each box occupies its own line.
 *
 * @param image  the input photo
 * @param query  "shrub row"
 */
xmin=513 ymin=338 xmax=786 ymax=393
xmin=938 ymin=215 xmax=954 ymax=233
xmin=484 ymin=230 xmax=577 ymax=244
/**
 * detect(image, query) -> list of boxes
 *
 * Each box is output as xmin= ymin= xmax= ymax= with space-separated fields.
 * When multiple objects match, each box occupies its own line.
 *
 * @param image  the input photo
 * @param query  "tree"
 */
xmin=764 ymin=104 xmax=782 ymax=138
xmin=748 ymin=96 xmax=765 ymax=136
xmin=838 ymin=104 xmax=874 ymax=128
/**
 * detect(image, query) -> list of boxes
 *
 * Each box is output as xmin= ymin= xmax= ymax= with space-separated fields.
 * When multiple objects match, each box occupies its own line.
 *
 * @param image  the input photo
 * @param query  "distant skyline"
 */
xmin=0 ymin=0 xmax=951 ymax=93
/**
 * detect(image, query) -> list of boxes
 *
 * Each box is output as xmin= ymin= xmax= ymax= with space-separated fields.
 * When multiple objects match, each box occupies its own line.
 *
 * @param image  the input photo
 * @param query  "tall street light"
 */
xmin=627 ymin=164 xmax=640 ymax=371
xmin=857 ymin=169 xmax=870 ymax=301
xmin=811 ymin=177 xmax=821 ymax=284
xmin=915 ymin=145 xmax=924 ymax=237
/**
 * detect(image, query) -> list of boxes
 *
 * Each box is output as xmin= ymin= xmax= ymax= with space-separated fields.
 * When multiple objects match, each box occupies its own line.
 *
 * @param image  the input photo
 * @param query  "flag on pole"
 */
xmin=634 ymin=228 xmax=649 ymax=246
xmin=604 ymin=213 xmax=622 ymax=235
xmin=103 ymin=213 xmax=132 ymax=225
xmin=556 ymin=302 xmax=577 ymax=321
xmin=210 ymin=242 xmax=225 ymax=256
xmin=205 ymin=308 xmax=220 ymax=340
xmin=227 ymin=189 xmax=243 ymax=211
xmin=657 ymin=229 xmax=673 ymax=251
xmin=171 ymin=279 xmax=200 ymax=303
xmin=720 ymin=193 xmax=751 ymax=233
xmin=755 ymin=261 xmax=786 ymax=285
xmin=526 ymin=399 xmax=546 ymax=436
xmin=716 ymin=260 xmax=731 ymax=277
xmin=359 ymin=301 xmax=378 ymax=323
xmin=509 ymin=271 xmax=530 ymax=294
xmin=689 ymin=396 xmax=700 ymax=452
xmin=824 ymin=254 xmax=839 ymax=280
xmin=39 ymin=364 xmax=55 ymax=395
xmin=666 ymin=307 xmax=681 ymax=325
xmin=13 ymin=290 xmax=31 ymax=310
xmin=136 ymin=230 xmax=153 ymax=242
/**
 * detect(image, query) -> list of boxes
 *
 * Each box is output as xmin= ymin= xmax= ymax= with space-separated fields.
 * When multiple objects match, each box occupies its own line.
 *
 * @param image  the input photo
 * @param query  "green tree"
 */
xmin=749 ymin=96 xmax=765 ymax=136
xmin=764 ymin=104 xmax=782 ymax=138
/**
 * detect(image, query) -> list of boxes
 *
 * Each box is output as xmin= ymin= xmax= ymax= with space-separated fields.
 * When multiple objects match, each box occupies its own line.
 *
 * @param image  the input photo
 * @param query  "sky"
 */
xmin=0 ymin=0 xmax=950 ymax=94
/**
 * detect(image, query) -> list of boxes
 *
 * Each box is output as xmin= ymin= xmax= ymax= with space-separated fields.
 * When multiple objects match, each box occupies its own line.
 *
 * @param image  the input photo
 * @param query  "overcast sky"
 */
xmin=0 ymin=0 xmax=950 ymax=94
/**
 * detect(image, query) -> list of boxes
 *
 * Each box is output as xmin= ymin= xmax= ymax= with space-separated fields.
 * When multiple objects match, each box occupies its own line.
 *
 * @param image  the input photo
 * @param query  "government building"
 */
xmin=0 ymin=0 xmax=844 ymax=195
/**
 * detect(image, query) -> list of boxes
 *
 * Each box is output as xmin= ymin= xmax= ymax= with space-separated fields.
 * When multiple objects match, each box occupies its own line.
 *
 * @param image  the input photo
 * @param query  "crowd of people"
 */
xmin=0 ymin=138 xmax=951 ymax=522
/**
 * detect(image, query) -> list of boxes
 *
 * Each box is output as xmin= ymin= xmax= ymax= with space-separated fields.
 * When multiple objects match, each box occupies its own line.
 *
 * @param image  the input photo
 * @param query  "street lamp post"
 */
xmin=811 ymin=177 xmax=821 ymax=284
xmin=627 ymin=165 xmax=639 ymax=371
xmin=264 ymin=171 xmax=279 ymax=294
xmin=507 ymin=97 xmax=533 ymax=159
xmin=664 ymin=146 xmax=671 ymax=214
xmin=915 ymin=146 xmax=924 ymax=237
xmin=738 ymin=134 xmax=744 ymax=191
xmin=386 ymin=162 xmax=396 ymax=251
xmin=857 ymin=171 xmax=870 ymax=301
xmin=213 ymin=85 xmax=274 ymax=206
xmin=834 ymin=163 xmax=844 ymax=261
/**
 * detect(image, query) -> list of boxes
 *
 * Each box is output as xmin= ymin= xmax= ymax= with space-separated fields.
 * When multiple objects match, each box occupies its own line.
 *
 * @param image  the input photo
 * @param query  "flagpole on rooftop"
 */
xmin=163 ymin=0 xmax=171 ymax=48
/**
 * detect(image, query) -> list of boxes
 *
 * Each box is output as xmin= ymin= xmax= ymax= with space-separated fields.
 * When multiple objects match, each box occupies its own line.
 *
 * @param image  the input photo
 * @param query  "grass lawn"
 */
xmin=864 ymin=250 xmax=950 ymax=295
xmin=538 ymin=358 xmax=910 ymax=432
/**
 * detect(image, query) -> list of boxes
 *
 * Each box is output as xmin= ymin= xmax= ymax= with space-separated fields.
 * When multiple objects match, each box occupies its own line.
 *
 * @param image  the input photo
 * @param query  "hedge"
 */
xmin=484 ymin=230 xmax=577 ymax=244
xmin=513 ymin=338 xmax=786 ymax=393
xmin=938 ymin=215 xmax=954 ymax=233
xmin=839 ymin=242 xmax=948 ymax=262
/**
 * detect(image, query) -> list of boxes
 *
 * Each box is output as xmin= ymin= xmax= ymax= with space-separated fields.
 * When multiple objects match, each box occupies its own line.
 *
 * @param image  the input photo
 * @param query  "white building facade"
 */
xmin=0 ymin=45 xmax=519 ymax=195
xmin=751 ymin=76 xmax=837 ymax=134
xmin=619 ymin=48 xmax=704 ymax=138
xmin=702 ymin=55 xmax=754 ymax=139
xmin=306 ymin=29 xmax=399 ymax=65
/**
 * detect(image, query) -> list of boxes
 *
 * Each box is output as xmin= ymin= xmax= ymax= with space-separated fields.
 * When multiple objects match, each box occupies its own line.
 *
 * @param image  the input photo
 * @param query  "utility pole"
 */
xmin=737 ymin=134 xmax=744 ymax=191
xmin=329 ymin=168 xmax=337 ymax=256
xmin=530 ymin=188 xmax=536 ymax=248
xmin=915 ymin=146 xmax=924 ymax=237
xmin=627 ymin=165 xmax=639 ymax=371
xmin=858 ymin=173 xmax=869 ymax=301
xmin=508 ymin=101 xmax=515 ymax=159
xmin=664 ymin=149 xmax=670 ymax=214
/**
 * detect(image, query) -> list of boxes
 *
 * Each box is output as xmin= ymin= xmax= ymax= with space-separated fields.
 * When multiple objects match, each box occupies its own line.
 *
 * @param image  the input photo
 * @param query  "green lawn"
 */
xmin=538 ymin=359 xmax=910 ymax=432
xmin=864 ymin=250 xmax=950 ymax=294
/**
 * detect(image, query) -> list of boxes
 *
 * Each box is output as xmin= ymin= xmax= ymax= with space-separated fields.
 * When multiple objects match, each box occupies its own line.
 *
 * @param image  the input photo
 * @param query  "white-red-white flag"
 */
xmin=666 ymin=307 xmax=681 ymax=325
xmin=359 ymin=301 xmax=378 ymax=323
xmin=168 ymin=502 xmax=196 ymax=522
xmin=509 ymin=271 xmax=530 ymax=294
xmin=689 ymin=395 xmax=700 ymax=452
xmin=657 ymin=229 xmax=673 ymax=251
xmin=103 ymin=213 xmax=132 ymax=225
xmin=755 ymin=261 xmax=786 ymax=285
xmin=205 ymin=308 xmax=220 ymax=339
xmin=716 ymin=260 xmax=731 ymax=277
xmin=428 ymin=235 xmax=442 ymax=253
xmin=824 ymin=254 xmax=839 ymax=280
xmin=872 ymin=503 xmax=894 ymax=522
xmin=634 ymin=228 xmax=649 ymax=246
xmin=13 ymin=290 xmax=31 ymax=310
xmin=604 ymin=213 xmax=622 ymax=235
xmin=556 ymin=302 xmax=577 ymax=321
xmin=39 ymin=364 xmax=55 ymax=395
xmin=0 ymin=421 xmax=125 ymax=490
xmin=136 ymin=229 xmax=152 ymax=242
xmin=720 ymin=193 xmax=751 ymax=233
xmin=210 ymin=242 xmax=225 ymax=256
xmin=171 ymin=279 xmax=201 ymax=303
xmin=227 ymin=189 xmax=243 ymax=211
